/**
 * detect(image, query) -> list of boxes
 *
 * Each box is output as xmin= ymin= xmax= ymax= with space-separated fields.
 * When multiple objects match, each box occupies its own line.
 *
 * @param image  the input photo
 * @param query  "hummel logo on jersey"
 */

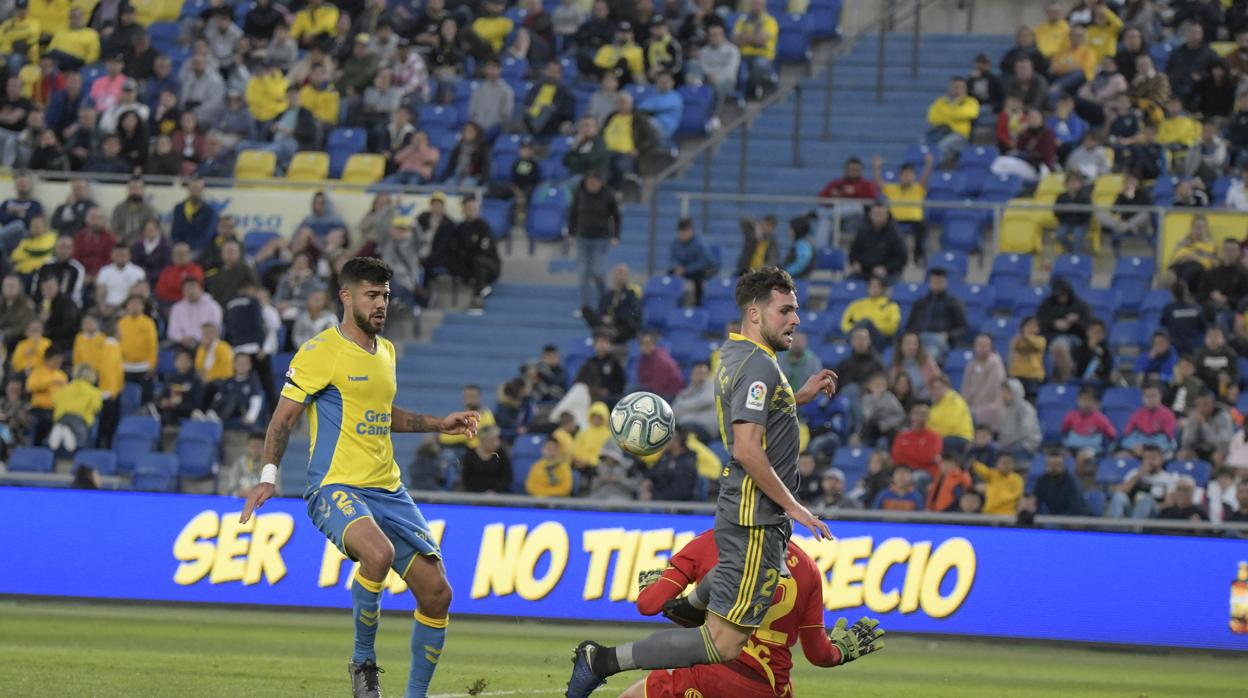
xmin=348 ymin=375 xmax=369 ymax=381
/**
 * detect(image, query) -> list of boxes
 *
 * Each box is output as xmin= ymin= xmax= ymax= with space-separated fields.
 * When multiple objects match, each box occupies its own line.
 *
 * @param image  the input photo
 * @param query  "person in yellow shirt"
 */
xmin=1157 ymin=96 xmax=1201 ymax=151
xmin=927 ymin=373 xmax=974 ymax=443
xmin=439 ymin=384 xmax=497 ymax=448
xmin=570 ymin=401 xmax=612 ymax=470
xmin=552 ymin=411 xmax=578 ymax=455
xmin=971 ymin=452 xmax=1024 ymax=515
xmin=12 ymin=319 xmax=51 ymax=374
xmin=118 ymin=295 xmax=158 ymax=394
xmin=926 ymin=76 xmax=979 ymax=163
xmin=72 ymin=314 xmax=121 ymax=402
xmin=49 ymin=364 xmax=103 ymax=454
xmin=28 ymin=0 xmax=69 ymax=38
xmin=1049 ymin=25 xmax=1097 ymax=88
xmin=841 ymin=275 xmax=902 ymax=343
xmin=246 ymin=60 xmax=289 ymax=123
xmin=290 ymin=0 xmax=340 ymax=47
xmin=525 ymin=436 xmax=574 ymax=497
xmin=9 ymin=215 xmax=56 ymax=275
xmin=874 ymin=152 xmax=933 ymax=263
xmin=1085 ymin=5 xmax=1122 ymax=63
xmin=1034 ymin=2 xmax=1070 ymax=58
xmin=299 ymin=63 xmax=340 ymax=125
xmin=733 ymin=0 xmax=778 ymax=99
xmin=0 ymin=2 xmax=42 ymax=66
xmin=27 ymin=351 xmax=68 ymax=443
xmin=194 ymin=322 xmax=234 ymax=384
xmin=1008 ymin=316 xmax=1046 ymax=396
xmin=594 ymin=22 xmax=646 ymax=85
xmin=471 ymin=0 xmax=515 ymax=54
xmin=46 ymin=6 xmax=98 ymax=68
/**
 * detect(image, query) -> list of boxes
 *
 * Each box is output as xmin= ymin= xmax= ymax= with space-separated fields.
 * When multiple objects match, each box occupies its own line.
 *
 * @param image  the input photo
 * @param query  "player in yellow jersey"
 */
xmin=240 ymin=257 xmax=478 ymax=698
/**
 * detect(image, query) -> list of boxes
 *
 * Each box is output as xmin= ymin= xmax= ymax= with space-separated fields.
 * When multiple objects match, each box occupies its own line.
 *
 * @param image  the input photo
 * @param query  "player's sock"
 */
xmin=597 ymin=626 xmax=718 ymax=676
xmin=405 ymin=610 xmax=447 ymax=697
xmin=351 ymin=570 xmax=385 ymax=664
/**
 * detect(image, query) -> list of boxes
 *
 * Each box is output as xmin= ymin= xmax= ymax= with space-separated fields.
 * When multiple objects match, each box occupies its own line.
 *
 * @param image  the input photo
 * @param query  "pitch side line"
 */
xmin=430 ymin=690 xmax=561 ymax=697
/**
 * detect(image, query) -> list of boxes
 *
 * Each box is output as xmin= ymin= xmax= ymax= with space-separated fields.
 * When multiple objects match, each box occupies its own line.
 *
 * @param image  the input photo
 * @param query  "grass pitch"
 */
xmin=0 ymin=600 xmax=1241 ymax=697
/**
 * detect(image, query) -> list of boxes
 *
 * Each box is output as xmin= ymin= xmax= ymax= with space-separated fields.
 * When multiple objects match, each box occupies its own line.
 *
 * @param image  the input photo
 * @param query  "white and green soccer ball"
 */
xmin=609 ymin=391 xmax=676 ymax=456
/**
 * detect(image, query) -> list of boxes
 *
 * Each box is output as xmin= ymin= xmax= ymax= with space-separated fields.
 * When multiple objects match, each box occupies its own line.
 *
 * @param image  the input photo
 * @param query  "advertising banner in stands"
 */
xmin=0 ymin=179 xmax=460 ymax=238
xmin=1 ymin=488 xmax=1245 ymax=650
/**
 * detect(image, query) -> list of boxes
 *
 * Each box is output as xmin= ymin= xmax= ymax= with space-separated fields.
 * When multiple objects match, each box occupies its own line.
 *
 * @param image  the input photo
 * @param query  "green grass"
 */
xmin=0 ymin=600 xmax=1242 ymax=697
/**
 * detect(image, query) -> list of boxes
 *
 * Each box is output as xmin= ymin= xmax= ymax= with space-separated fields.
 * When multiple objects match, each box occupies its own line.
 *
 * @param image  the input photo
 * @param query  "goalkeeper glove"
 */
xmin=828 ymin=617 xmax=885 ymax=665
xmin=637 ymin=568 xmax=664 ymax=593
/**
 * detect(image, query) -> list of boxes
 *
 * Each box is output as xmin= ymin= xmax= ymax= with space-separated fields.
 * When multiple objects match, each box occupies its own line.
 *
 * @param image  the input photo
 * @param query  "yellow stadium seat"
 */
xmin=998 ymin=217 xmax=1042 ymax=255
xmin=341 ymin=154 xmax=385 ymax=184
xmin=287 ymin=152 xmax=330 ymax=182
xmin=1212 ymin=41 xmax=1236 ymax=58
xmin=1035 ymin=172 xmax=1066 ymax=200
xmin=235 ymin=150 xmax=277 ymax=181
xmin=1092 ymin=174 xmax=1124 ymax=200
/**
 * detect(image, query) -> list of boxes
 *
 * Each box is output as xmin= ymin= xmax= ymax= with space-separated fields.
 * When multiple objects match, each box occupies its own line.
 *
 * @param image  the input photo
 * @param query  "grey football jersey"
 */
xmin=714 ymin=334 xmax=800 ymax=527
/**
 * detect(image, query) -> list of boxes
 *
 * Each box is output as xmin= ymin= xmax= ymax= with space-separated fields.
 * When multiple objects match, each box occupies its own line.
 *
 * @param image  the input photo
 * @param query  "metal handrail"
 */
xmin=10 ymin=168 xmax=484 ymax=197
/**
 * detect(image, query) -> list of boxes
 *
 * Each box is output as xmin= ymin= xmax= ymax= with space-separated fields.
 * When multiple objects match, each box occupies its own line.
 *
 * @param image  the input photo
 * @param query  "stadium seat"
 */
xmin=1037 ymin=384 xmax=1078 ymax=413
xmin=928 ymin=251 xmax=969 ymax=280
xmin=777 ymin=13 xmax=814 ymax=64
xmin=286 ymin=151 xmax=330 ymax=182
xmin=176 ymin=420 xmax=223 ymax=485
xmin=243 ymin=230 xmax=280 ymax=260
xmin=340 ymin=154 xmax=385 ymax=184
xmin=808 ymin=0 xmax=842 ymax=38
xmin=1102 ymin=387 xmax=1142 ymax=411
xmin=643 ymin=295 xmax=678 ymax=330
xmin=939 ymin=211 xmax=983 ymax=254
xmin=1165 ymin=459 xmax=1211 ymax=487
xmin=132 ymin=453 xmax=179 ymax=492
xmin=1051 ymin=254 xmax=1092 ymax=287
xmin=676 ymin=85 xmax=715 ymax=137
xmin=666 ymin=307 xmax=711 ymax=335
xmin=990 ymin=253 xmax=1033 ymax=285
xmin=234 ymin=149 xmax=276 ymax=180
xmin=1111 ymin=276 xmax=1151 ymax=315
xmin=704 ymin=277 xmax=735 ymax=304
xmin=113 ymin=416 xmax=162 ymax=474
xmin=1038 ymin=409 xmax=1065 ymax=445
xmin=815 ymin=343 xmax=849 ymax=367
xmin=327 ymin=128 xmax=368 ymax=177
xmin=1082 ymin=288 xmax=1121 ymax=322
xmin=481 ymin=198 xmax=514 ymax=239
xmin=644 ymin=275 xmax=684 ymax=303
xmin=832 ymin=446 xmax=872 ymax=483
xmin=1084 ymin=489 xmax=1106 ymax=517
xmin=980 ymin=174 xmax=1023 ymax=201
xmin=1105 ymin=405 xmax=1133 ymax=434
xmin=1096 ymin=456 xmax=1138 ymax=486
xmin=980 ymin=317 xmax=1018 ymax=344
xmin=1109 ymin=320 xmax=1145 ymax=356
xmin=891 ymin=282 xmax=927 ymax=305
xmin=799 ymin=310 xmax=836 ymax=340
xmin=705 ymin=299 xmax=738 ymax=330
xmin=1013 ymin=285 xmax=1048 ymax=316
xmin=8 ymin=446 xmax=54 ymax=473
xmin=828 ymin=280 xmax=867 ymax=304
xmin=525 ymin=199 xmax=567 ymax=247
xmin=959 ymin=145 xmax=998 ymax=170
xmin=120 ymin=382 xmax=143 ymax=416
xmin=1113 ymin=255 xmax=1156 ymax=281
xmin=513 ymin=434 xmax=545 ymax=460
xmin=74 ymin=449 xmax=118 ymax=477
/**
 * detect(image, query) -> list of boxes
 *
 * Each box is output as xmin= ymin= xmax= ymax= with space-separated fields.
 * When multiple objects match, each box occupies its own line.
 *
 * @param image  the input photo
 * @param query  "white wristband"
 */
xmin=260 ymin=464 xmax=279 ymax=485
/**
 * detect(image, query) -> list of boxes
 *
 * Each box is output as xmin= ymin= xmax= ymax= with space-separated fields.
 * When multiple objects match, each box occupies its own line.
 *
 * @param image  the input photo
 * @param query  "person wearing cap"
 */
xmin=46 ymin=7 xmax=99 ymax=70
xmin=209 ymin=88 xmax=256 ymax=144
xmin=100 ymin=78 xmax=151 ymax=134
xmin=381 ymin=215 xmax=426 ymax=312
xmin=337 ymin=33 xmax=381 ymax=98
xmin=468 ymin=57 xmax=515 ymax=135
xmin=841 ymin=275 xmax=901 ymax=345
xmin=472 ymin=0 xmax=515 ymax=53
xmin=245 ymin=59 xmax=290 ymax=124
xmin=588 ymin=441 xmax=638 ymax=500
xmin=595 ymin=21 xmax=646 ymax=84
xmin=733 ymin=0 xmax=778 ymax=98
xmin=817 ymin=467 xmax=862 ymax=512
xmin=0 ymin=0 xmax=41 ymax=70
xmin=645 ymin=15 xmax=682 ymax=82
xmin=290 ymin=0 xmax=340 ymax=47
xmin=523 ymin=61 xmax=576 ymax=137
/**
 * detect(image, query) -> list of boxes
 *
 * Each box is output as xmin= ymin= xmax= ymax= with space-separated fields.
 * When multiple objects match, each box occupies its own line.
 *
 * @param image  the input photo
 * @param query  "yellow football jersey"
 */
xmin=280 ymin=326 xmax=402 ymax=492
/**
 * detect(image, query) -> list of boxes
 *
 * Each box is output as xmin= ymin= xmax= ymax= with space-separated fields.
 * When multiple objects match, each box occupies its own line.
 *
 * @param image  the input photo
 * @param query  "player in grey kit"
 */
xmin=567 ymin=266 xmax=841 ymax=696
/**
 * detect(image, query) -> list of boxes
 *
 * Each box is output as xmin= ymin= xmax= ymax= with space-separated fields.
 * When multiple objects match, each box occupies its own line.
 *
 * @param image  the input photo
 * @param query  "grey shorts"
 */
xmin=707 ymin=517 xmax=792 ymax=628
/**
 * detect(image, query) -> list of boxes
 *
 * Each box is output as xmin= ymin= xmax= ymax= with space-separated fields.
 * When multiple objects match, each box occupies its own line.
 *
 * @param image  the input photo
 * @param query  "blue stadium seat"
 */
xmin=119 ymin=382 xmax=143 ymax=416
xmin=816 ymin=343 xmax=849 ymax=367
xmin=808 ymin=0 xmax=842 ymax=38
xmin=1084 ymin=489 xmax=1106 ymax=517
xmin=1082 ymin=288 xmax=1120 ymax=322
xmin=1166 ymin=459 xmax=1211 ymax=487
xmin=243 ymin=230 xmax=280 ymax=259
xmin=513 ymin=434 xmax=545 ymax=460
xmin=644 ymin=275 xmax=684 ymax=303
xmin=327 ymin=128 xmax=367 ymax=178
xmin=670 ymin=335 xmax=715 ymax=366
xmin=1109 ymin=320 xmax=1145 ymax=355
xmin=990 ymin=253 xmax=1033 ymax=285
xmin=1037 ymin=383 xmax=1078 ymax=413
xmin=980 ymin=174 xmax=1023 ymax=201
xmin=510 ymin=456 xmax=536 ymax=494
xmin=1111 ymin=276 xmax=1151 ymax=315
xmin=677 ymin=85 xmax=715 ymax=136
xmin=525 ymin=200 xmax=567 ymax=245
xmin=939 ymin=212 xmax=983 ymax=254
xmin=956 ymin=282 xmax=994 ymax=313
xmin=1096 ymin=456 xmax=1138 ymax=486
xmin=1211 ymin=177 xmax=1232 ymax=205
xmin=1139 ymin=289 xmax=1170 ymax=317
xmin=176 ymin=421 xmax=221 ymax=485
xmin=418 ymin=104 xmax=462 ymax=133
xmin=980 ymin=317 xmax=1019 ymax=344
xmin=501 ymin=55 xmax=528 ymax=81
xmin=799 ymin=310 xmax=836 ymax=340
xmin=74 ymin=449 xmax=118 ymax=476
xmin=1051 ymin=254 xmax=1093 ymax=287
xmin=891 ymin=282 xmax=927 ymax=305
xmin=8 ymin=446 xmax=54 ymax=473
xmin=959 ymin=145 xmax=998 ymax=170
xmin=815 ymin=247 xmax=845 ymax=272
xmin=902 ymin=143 xmax=933 ymax=168
xmin=481 ymin=198 xmax=514 ymax=239
xmin=827 ymin=280 xmax=867 ymax=304
xmin=943 ymin=348 xmax=973 ymax=376
xmin=113 ymin=416 xmax=161 ymax=474
xmin=1102 ymin=387 xmax=1142 ymax=411
xmin=147 ymin=22 xmax=181 ymax=52
xmin=706 ymin=299 xmax=739 ymax=330
xmin=832 ymin=446 xmax=872 ymax=483
xmin=643 ymin=295 xmax=679 ymax=330
xmin=132 ymin=453 xmax=179 ymax=492
xmin=928 ymin=250 xmax=969 ymax=279
xmin=1105 ymin=405 xmax=1133 ymax=433
xmin=666 ymin=307 xmax=711 ymax=335
xmin=703 ymin=277 xmax=735 ymax=304
xmin=1113 ymin=255 xmax=1156 ymax=282
xmin=777 ymin=14 xmax=814 ymax=64
xmin=925 ymin=171 xmax=967 ymax=225
xmin=1014 ymin=286 xmax=1048 ymax=316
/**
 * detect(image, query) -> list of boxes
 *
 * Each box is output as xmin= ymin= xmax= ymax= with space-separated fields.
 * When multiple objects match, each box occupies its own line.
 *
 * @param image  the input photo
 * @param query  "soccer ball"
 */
xmin=610 ymin=391 xmax=676 ymax=456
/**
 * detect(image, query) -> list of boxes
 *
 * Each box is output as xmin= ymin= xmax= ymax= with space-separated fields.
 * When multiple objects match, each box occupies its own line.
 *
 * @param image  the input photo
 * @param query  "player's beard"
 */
xmin=761 ymin=324 xmax=793 ymax=353
xmin=351 ymin=304 xmax=386 ymax=337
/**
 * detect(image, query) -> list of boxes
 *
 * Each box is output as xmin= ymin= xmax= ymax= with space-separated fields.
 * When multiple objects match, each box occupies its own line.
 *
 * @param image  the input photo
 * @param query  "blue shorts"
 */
xmin=307 ymin=484 xmax=441 ymax=579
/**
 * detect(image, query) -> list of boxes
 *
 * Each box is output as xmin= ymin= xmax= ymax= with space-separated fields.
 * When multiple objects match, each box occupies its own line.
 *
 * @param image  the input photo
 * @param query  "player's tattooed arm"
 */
xmin=263 ymin=397 xmax=305 ymax=466
xmin=392 ymin=406 xmax=480 ymax=436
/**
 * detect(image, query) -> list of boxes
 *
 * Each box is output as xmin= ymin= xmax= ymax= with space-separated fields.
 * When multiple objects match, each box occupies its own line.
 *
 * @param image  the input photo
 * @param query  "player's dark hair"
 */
xmin=339 ymin=256 xmax=393 ymax=288
xmin=734 ymin=266 xmax=795 ymax=311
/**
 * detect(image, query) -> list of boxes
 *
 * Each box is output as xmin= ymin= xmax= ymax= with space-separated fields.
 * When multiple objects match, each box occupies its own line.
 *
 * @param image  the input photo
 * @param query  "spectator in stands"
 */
xmin=457 ymin=426 xmax=511 ymax=494
xmin=1071 ymin=318 xmax=1114 ymax=385
xmin=639 ymin=71 xmax=682 ymax=142
xmin=1122 ymin=382 xmax=1178 ymax=456
xmin=168 ymin=277 xmax=222 ymax=348
xmin=1075 ymin=56 xmax=1129 ymax=127
xmin=972 ymin=452 xmax=1023 ymax=515
xmin=290 ymin=0 xmax=339 ymax=48
xmin=735 ymin=215 xmax=778 ymax=274
xmin=1085 ymin=3 xmax=1124 ymax=64
xmin=553 ymin=0 xmax=588 ymax=44
xmin=0 ymin=172 xmax=42 ymax=253
xmin=110 ymin=179 xmax=156 ymax=246
xmin=298 ymin=63 xmax=340 ymax=130
xmin=782 ymin=215 xmax=815 ymax=279
xmin=34 ymin=235 xmax=86 ymax=307
xmin=49 ymin=179 xmax=94 ymax=239
xmin=523 ymin=61 xmax=576 ymax=138
xmin=564 ymin=115 xmax=609 ymax=180
xmin=245 ymin=58 xmax=290 ymax=127
xmin=860 ymin=370 xmax=905 ymax=446
xmin=589 ymin=442 xmax=640 ymax=501
xmin=1224 ymin=480 xmax=1248 ymax=523
xmin=601 ymin=93 xmax=659 ymax=187
xmin=155 ymin=243 xmax=203 ymax=305
xmin=195 ymin=322 xmax=234 ymax=385
xmin=571 ymin=400 xmax=612 ymax=471
xmin=130 ymin=220 xmax=171 ymax=287
xmin=532 ymin=345 xmax=568 ymax=405
xmin=927 ymin=451 xmax=974 ymax=513
xmin=94 ymin=243 xmax=145 ymax=320
xmin=1159 ymin=475 xmax=1209 ymax=523
xmin=47 ymin=364 xmax=101 ymax=455
xmin=495 ymin=378 xmax=535 ymax=441
xmin=733 ymin=0 xmax=778 ymax=99
xmin=1196 ymin=326 xmax=1239 ymax=396
xmin=816 ymin=157 xmax=880 ymax=246
xmin=117 ymin=294 xmax=157 ymax=395
xmin=1048 ymin=93 xmax=1087 ymax=161
xmin=1227 ymin=164 xmax=1248 ymax=211
xmin=925 ymin=76 xmax=979 ymax=165
xmin=455 ymin=198 xmax=501 ymax=313
xmin=8 ymin=216 xmax=54 ymax=278
xmin=993 ymin=108 xmax=1057 ymax=182
xmin=1004 ymin=58 xmax=1049 ymax=114
xmin=205 ymin=240 xmax=259 ymax=307
xmin=1094 ymin=172 xmax=1152 ymax=249
xmin=1182 ymin=389 xmax=1235 ymax=464
xmin=12 ymin=318 xmax=50 ymax=374
xmin=0 ymin=275 xmax=35 ymax=355
xmin=526 ymin=436 xmax=574 ymax=497
xmin=968 ymin=53 xmax=1004 ymax=113
xmin=1030 ymin=448 xmax=1087 ymax=515
xmin=962 ymin=334 xmax=1006 ymax=431
xmin=668 ymin=217 xmax=715 ymax=306
xmin=1198 ymin=238 xmax=1248 ymax=314
xmin=380 ymin=217 xmax=424 ymax=312
xmin=71 ymin=207 xmax=116 ymax=280
xmin=906 ymin=269 xmax=968 ymax=361
xmin=1185 ymin=121 xmax=1230 ymax=187
xmin=445 ymin=121 xmax=490 ymax=186
xmin=82 ymin=133 xmax=131 ymax=175
xmin=291 ymin=289 xmax=336 ymax=349
xmin=641 ymin=428 xmax=700 ymax=502
xmin=836 ymin=326 xmax=884 ymax=393
xmin=569 ymin=171 xmax=621 ymax=311
xmin=890 ymin=331 xmax=940 ymax=402
xmin=388 ymin=127 xmax=440 ymax=186
xmin=170 ymin=178 xmax=219 ymax=258
xmin=673 ymin=361 xmax=715 ymax=438
xmin=1167 ymin=22 xmax=1219 ymax=107
xmin=1000 ymin=26 xmax=1049 ymax=77
xmin=1037 ymin=277 xmax=1090 ymax=377
xmin=0 ymin=76 xmax=32 ymax=167
xmin=1008 ymin=316 xmax=1046 ymax=398
xmin=928 ymin=374 xmax=974 ymax=450
xmin=1136 ymin=330 xmax=1178 ymax=384
xmin=891 ymin=401 xmax=942 ymax=484
xmin=872 ymin=466 xmax=924 ymax=511
xmin=874 ymin=153 xmax=932 ymax=264
xmin=1163 ymin=282 xmax=1207 ymax=361
xmin=646 ymin=15 xmax=682 ymax=80
xmin=595 ymin=21 xmax=645 ymax=85
xmin=206 ymin=352 xmax=264 ymax=431
xmin=574 ymin=0 xmax=614 ymax=58
xmin=26 ymin=351 xmax=67 ymax=444
xmin=690 ymin=23 xmax=739 ymax=109
xmin=575 ymin=333 xmax=626 ymax=404
xmin=1035 ymin=3 xmax=1070 ymax=58
xmin=636 ymin=330 xmax=684 ymax=400
xmin=1171 ymin=178 xmax=1210 ymax=209
xmin=779 ymin=331 xmax=819 ymax=391
xmin=1049 ymin=25 xmax=1098 ymax=96
xmin=840 ymin=275 xmax=901 ymax=347
xmin=1061 ymin=387 xmax=1117 ymax=456
xmin=467 ymin=57 xmax=514 ymax=138
xmin=848 ymin=203 xmax=907 ymax=283
xmin=180 ymin=53 xmax=227 ymax=125
xmin=337 ymin=33 xmax=381 ymax=100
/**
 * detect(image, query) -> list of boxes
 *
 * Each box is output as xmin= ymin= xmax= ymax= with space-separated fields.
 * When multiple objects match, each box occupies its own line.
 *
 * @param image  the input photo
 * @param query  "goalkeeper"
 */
xmin=618 ymin=530 xmax=885 ymax=697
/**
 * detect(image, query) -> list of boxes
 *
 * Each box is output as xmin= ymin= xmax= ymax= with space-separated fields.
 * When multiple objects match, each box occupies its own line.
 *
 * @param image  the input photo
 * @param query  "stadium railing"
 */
xmin=410 ymin=490 xmax=1248 ymax=537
